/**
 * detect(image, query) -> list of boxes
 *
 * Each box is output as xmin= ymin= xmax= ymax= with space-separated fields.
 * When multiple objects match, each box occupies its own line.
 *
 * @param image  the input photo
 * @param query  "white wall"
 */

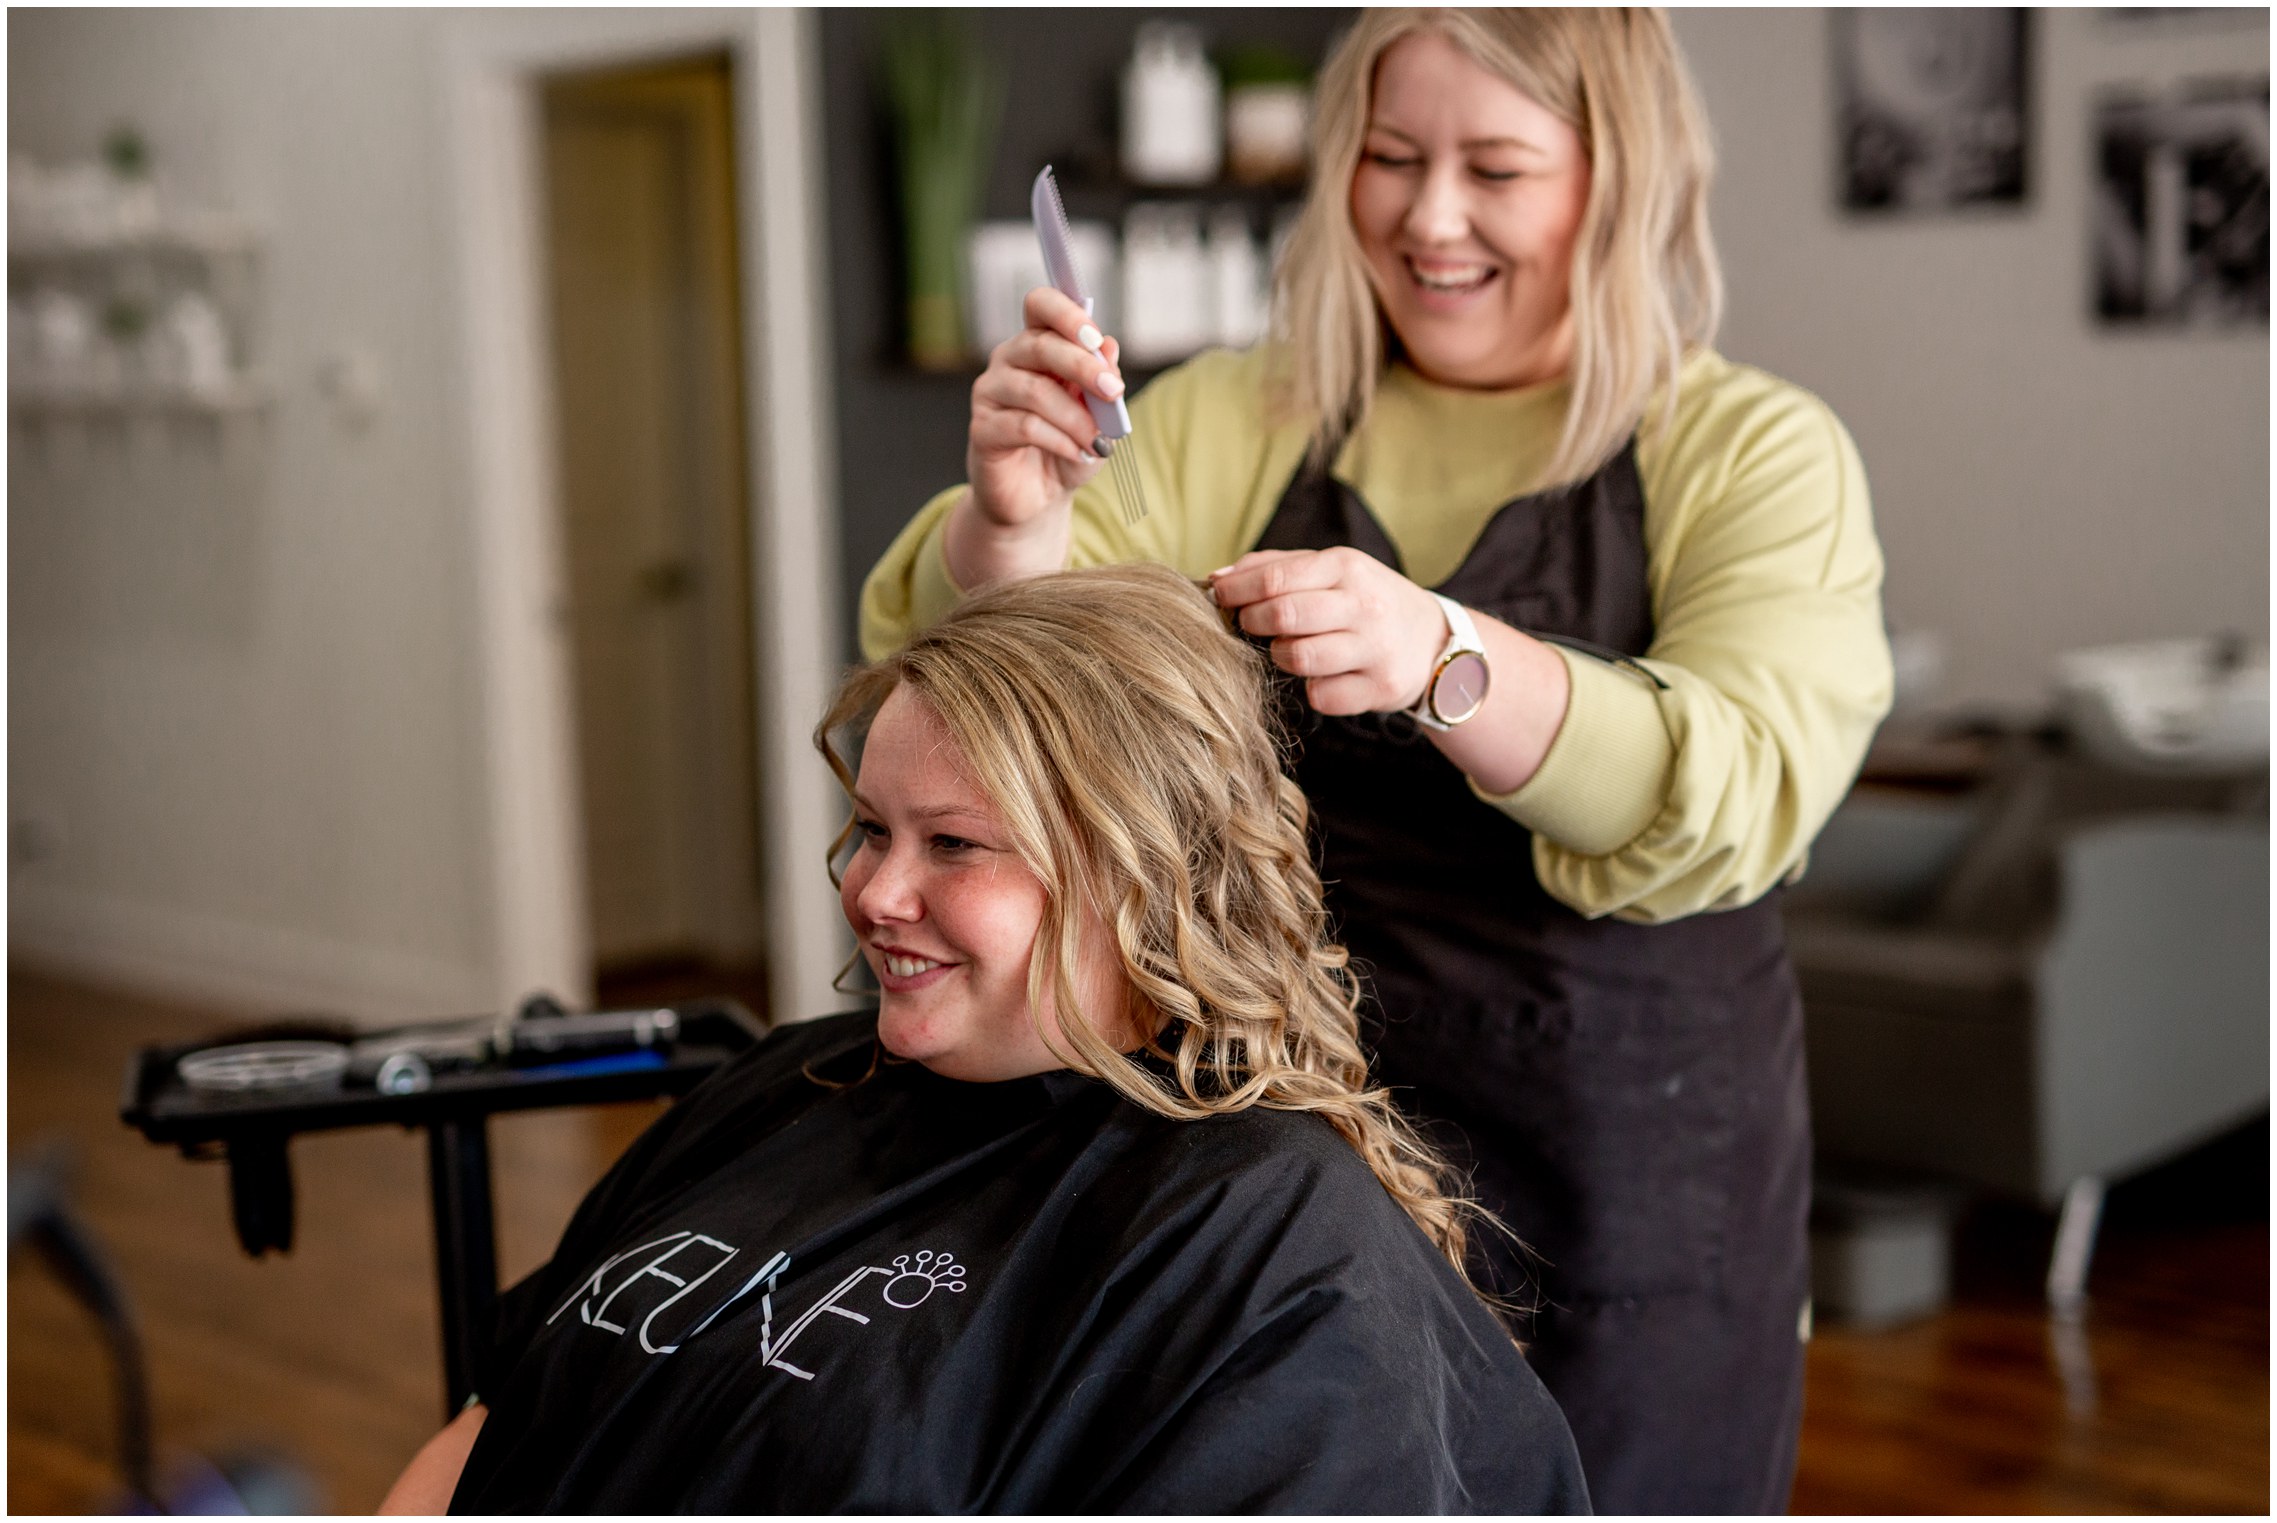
xmin=1674 ymin=8 xmax=2269 ymax=715
xmin=9 ymin=10 xmax=498 ymax=1018
xmin=8 ymin=8 xmax=844 ymax=1026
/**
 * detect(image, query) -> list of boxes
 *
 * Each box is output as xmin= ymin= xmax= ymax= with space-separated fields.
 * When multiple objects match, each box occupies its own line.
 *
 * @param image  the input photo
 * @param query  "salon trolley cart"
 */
xmin=121 ymin=996 xmax=768 ymax=1420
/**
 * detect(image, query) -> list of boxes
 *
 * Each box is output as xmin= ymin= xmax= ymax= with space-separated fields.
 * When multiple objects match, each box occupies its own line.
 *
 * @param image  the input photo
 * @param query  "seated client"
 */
xmin=384 ymin=563 xmax=1587 ymax=1514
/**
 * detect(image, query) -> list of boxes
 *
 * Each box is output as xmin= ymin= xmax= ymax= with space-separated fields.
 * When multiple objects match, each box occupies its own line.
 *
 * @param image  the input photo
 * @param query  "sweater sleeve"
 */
xmin=858 ymin=485 xmax=967 ymax=662
xmin=1475 ymin=371 xmax=1893 ymax=923
xmin=855 ymin=347 xmax=1307 ymax=661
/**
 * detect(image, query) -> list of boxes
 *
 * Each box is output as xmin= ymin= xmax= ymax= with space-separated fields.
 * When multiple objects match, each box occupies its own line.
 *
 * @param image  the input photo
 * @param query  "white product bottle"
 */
xmin=1119 ymin=202 xmax=1213 ymax=366
xmin=1121 ymin=23 xmax=1222 ymax=187
xmin=27 ymin=288 xmax=96 ymax=388
xmin=965 ymin=219 xmax=1119 ymax=359
xmin=162 ymin=292 xmax=232 ymax=394
xmin=1207 ymin=208 xmax=1265 ymax=348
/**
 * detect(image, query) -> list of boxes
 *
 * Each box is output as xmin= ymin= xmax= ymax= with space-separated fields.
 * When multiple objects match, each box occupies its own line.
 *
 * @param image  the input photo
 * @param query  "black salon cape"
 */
xmin=450 ymin=1011 xmax=1588 ymax=1514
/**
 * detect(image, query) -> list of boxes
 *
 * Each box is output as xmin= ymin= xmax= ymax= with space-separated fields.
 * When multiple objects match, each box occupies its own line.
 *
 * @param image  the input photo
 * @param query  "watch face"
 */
xmin=1432 ymin=652 xmax=1491 ymax=725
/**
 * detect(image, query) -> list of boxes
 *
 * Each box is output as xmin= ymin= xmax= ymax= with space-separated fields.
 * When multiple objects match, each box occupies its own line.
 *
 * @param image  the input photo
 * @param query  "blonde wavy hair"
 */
xmin=1276 ymin=7 xmax=1723 ymax=487
xmin=815 ymin=563 xmax=1491 ymax=1289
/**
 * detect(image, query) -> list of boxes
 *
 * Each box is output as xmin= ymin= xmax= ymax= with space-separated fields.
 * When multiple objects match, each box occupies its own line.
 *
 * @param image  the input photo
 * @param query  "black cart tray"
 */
xmin=120 ymin=998 xmax=768 ymax=1148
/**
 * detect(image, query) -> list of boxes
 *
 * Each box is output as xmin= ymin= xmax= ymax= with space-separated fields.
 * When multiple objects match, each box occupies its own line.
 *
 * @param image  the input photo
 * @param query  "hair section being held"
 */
xmin=1275 ymin=6 xmax=1722 ymax=487
xmin=817 ymin=563 xmax=1499 ymax=1296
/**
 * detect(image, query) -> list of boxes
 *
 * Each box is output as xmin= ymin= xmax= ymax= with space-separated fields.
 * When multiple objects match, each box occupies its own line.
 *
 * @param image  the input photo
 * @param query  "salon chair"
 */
xmin=1782 ymin=731 xmax=2269 ymax=1311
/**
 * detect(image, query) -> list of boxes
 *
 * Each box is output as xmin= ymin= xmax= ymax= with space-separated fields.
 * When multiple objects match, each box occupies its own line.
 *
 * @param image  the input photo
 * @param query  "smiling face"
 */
xmin=839 ymin=684 xmax=1127 ymax=1083
xmin=1348 ymin=28 xmax=1592 ymax=391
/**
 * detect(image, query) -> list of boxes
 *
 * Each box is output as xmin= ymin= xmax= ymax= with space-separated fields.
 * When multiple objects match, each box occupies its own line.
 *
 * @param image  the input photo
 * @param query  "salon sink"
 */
xmin=2056 ymin=636 xmax=2268 ymax=776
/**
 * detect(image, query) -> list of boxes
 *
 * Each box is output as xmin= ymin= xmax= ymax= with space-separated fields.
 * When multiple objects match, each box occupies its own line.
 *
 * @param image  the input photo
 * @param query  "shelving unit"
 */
xmin=9 ymin=202 xmax=267 ymax=434
xmin=9 ymin=377 xmax=269 ymax=419
xmin=820 ymin=9 xmax=1357 ymax=657
xmin=1047 ymin=166 xmax=1307 ymax=226
xmin=8 ymin=214 xmax=261 ymax=267
xmin=944 ymin=172 xmax=1309 ymax=375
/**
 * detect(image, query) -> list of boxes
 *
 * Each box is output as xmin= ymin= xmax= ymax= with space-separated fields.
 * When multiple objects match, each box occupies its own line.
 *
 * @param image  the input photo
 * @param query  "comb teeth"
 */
xmin=1105 ymin=440 xmax=1149 ymax=527
xmin=1038 ymin=167 xmax=1088 ymax=297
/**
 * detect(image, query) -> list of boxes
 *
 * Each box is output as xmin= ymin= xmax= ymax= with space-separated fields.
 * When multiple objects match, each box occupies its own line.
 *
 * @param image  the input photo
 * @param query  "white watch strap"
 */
xmin=1408 ymin=595 xmax=1485 ymax=729
xmin=1436 ymin=595 xmax=1484 ymax=658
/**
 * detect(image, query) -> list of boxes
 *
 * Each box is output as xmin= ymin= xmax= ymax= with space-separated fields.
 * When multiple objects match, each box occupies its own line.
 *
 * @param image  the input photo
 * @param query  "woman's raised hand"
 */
xmin=1213 ymin=546 xmax=1571 ymax=795
xmin=966 ymin=287 xmax=1129 ymax=530
xmin=1210 ymin=547 xmax=1450 ymax=715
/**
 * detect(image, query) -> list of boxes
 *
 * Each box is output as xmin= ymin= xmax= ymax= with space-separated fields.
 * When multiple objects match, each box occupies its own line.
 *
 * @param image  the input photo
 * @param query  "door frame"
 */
xmin=444 ymin=9 xmax=844 ymax=1020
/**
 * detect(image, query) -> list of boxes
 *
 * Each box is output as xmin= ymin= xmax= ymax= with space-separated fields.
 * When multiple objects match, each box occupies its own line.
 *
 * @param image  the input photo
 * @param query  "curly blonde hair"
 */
xmin=1276 ymin=7 xmax=1724 ymax=487
xmin=815 ymin=563 xmax=1492 ymax=1288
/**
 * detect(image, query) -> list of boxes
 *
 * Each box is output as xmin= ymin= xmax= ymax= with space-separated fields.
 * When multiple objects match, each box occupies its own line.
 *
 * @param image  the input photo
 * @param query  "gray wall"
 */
xmin=1676 ymin=8 xmax=2269 ymax=714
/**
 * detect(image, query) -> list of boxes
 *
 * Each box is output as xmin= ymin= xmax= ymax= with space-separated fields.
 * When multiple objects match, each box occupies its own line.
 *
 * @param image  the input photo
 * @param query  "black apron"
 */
xmin=1254 ymin=446 xmax=1811 ymax=1515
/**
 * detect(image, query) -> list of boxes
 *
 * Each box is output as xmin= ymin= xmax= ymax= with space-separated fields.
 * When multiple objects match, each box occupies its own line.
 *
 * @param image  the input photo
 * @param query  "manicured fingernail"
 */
xmin=1208 ymin=566 xmax=1234 ymax=579
xmin=1096 ymin=370 xmax=1125 ymax=399
xmin=1079 ymin=450 xmax=1101 ymax=464
xmin=1077 ymin=324 xmax=1104 ymax=352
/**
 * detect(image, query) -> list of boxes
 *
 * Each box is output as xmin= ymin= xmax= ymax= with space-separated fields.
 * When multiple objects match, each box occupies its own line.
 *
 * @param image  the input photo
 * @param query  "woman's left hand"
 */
xmin=1209 ymin=547 xmax=1447 ymax=715
xmin=1215 ymin=546 xmax=1574 ymax=794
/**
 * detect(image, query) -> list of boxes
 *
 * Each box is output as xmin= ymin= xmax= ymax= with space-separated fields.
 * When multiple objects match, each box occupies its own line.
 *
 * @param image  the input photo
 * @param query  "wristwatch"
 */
xmin=1407 ymin=594 xmax=1491 ymax=730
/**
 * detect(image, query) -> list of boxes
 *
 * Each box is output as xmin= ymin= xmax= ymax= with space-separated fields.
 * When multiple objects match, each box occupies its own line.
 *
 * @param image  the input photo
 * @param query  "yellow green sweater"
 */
xmin=860 ymin=344 xmax=1893 ymax=925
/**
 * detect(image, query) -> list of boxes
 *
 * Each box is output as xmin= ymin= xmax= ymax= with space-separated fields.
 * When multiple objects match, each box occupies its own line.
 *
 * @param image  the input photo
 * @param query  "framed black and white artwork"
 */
xmin=1835 ymin=9 xmax=2030 ymax=212
xmin=2094 ymin=78 xmax=2270 ymax=327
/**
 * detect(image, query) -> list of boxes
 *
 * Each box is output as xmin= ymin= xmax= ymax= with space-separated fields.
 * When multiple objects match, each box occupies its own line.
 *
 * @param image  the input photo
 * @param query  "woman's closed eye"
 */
xmin=853 ymin=814 xmax=990 ymax=855
xmin=1362 ymin=149 xmax=1519 ymax=184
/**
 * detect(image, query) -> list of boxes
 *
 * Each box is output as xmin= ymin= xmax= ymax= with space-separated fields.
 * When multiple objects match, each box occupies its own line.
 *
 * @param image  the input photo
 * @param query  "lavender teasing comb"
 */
xmin=1032 ymin=165 xmax=1149 ymax=526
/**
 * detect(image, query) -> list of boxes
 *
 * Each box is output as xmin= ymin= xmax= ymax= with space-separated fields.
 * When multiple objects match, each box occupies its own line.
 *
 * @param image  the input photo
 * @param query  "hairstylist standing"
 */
xmin=860 ymin=10 xmax=1891 ymax=1512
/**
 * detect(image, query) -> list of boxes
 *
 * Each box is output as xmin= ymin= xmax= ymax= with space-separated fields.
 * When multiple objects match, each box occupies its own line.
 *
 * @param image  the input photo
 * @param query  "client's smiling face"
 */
xmin=840 ymin=685 xmax=1121 ymax=1082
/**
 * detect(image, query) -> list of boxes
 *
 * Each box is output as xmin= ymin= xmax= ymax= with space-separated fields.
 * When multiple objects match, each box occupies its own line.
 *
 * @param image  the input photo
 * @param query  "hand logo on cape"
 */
xmin=883 ymin=1250 xmax=968 ymax=1309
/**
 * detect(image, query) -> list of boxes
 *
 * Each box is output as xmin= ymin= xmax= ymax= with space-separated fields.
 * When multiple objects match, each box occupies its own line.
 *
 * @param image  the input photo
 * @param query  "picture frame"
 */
xmin=1835 ymin=9 xmax=2031 ymax=213
xmin=2093 ymin=77 xmax=2270 ymax=327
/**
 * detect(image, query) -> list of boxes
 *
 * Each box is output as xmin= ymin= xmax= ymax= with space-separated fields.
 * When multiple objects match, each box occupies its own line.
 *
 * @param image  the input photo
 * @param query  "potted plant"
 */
xmin=878 ymin=13 xmax=1004 ymax=370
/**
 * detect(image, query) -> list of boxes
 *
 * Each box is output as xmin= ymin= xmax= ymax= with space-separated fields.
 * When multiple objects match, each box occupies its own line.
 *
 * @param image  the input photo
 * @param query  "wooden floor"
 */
xmin=7 ymin=970 xmax=670 ymax=1514
xmin=1792 ymin=1132 xmax=2269 ymax=1514
xmin=8 ymin=968 xmax=2268 ymax=1514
